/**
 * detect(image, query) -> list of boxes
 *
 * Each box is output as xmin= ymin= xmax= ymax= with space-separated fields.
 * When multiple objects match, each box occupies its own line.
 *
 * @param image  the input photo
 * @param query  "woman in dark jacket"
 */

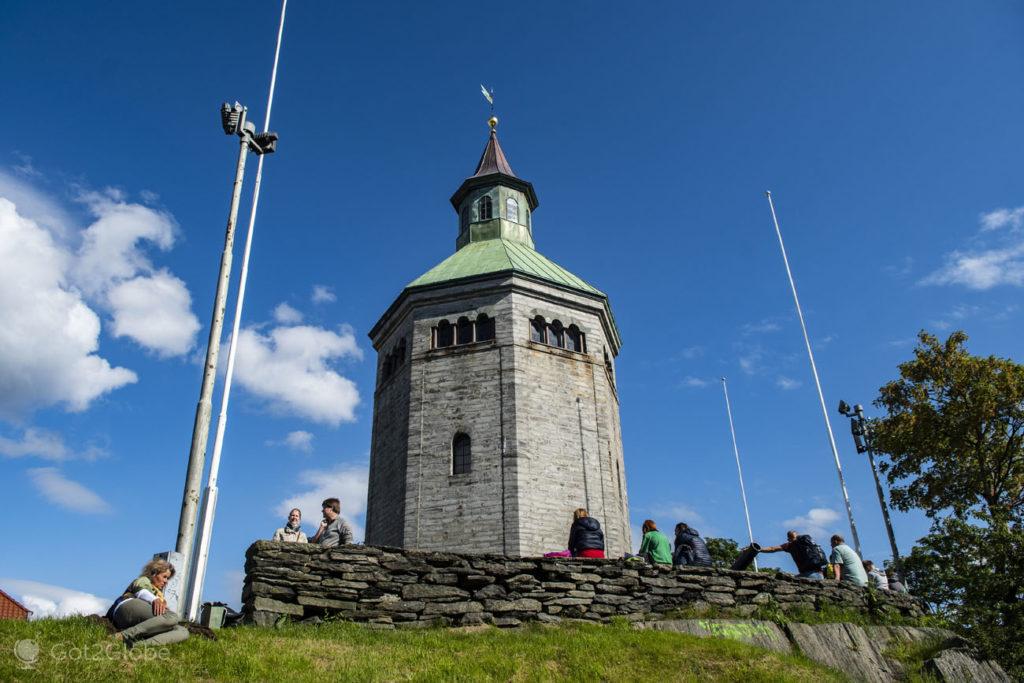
xmin=568 ymin=508 xmax=605 ymax=558
xmin=673 ymin=522 xmax=712 ymax=567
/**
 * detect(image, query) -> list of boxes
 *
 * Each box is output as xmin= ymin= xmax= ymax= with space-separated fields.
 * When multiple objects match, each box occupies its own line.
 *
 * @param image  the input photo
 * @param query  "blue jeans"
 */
xmin=798 ymin=570 xmax=823 ymax=579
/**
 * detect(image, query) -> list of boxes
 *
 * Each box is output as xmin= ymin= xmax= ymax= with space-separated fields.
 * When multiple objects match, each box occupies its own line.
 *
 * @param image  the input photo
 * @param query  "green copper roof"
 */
xmin=407 ymin=238 xmax=604 ymax=297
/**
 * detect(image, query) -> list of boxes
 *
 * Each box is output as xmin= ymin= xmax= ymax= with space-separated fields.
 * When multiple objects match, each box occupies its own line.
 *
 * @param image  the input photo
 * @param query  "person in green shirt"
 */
xmin=638 ymin=519 xmax=673 ymax=565
xmin=829 ymin=534 xmax=868 ymax=587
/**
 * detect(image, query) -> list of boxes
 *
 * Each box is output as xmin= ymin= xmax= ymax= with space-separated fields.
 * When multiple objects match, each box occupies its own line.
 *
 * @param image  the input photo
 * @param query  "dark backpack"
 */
xmin=792 ymin=535 xmax=827 ymax=572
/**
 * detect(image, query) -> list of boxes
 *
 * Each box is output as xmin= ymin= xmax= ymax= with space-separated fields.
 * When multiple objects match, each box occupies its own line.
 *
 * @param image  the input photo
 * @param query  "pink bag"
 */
xmin=544 ymin=550 xmax=572 ymax=558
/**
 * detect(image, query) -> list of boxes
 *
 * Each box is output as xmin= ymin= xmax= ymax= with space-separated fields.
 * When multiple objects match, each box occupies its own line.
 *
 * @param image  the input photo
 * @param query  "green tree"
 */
xmin=704 ymin=537 xmax=740 ymax=568
xmin=872 ymin=330 xmax=1024 ymax=676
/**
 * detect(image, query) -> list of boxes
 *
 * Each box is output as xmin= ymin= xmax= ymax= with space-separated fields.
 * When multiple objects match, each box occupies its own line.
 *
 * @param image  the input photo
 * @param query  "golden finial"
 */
xmin=488 ymin=116 xmax=499 ymax=130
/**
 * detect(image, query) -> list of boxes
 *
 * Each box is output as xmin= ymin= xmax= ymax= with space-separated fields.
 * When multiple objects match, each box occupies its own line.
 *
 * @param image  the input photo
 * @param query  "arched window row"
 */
xmin=529 ymin=316 xmax=586 ymax=353
xmin=452 ymin=432 xmax=471 ymax=475
xmin=381 ymin=337 xmax=407 ymax=381
xmin=433 ymin=313 xmax=496 ymax=349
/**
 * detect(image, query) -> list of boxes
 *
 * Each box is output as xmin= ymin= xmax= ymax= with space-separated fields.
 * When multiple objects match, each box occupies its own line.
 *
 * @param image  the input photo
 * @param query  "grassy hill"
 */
xmin=0 ymin=616 xmax=840 ymax=682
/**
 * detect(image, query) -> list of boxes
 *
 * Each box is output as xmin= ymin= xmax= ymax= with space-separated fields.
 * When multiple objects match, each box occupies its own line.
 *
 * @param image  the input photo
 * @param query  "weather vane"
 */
xmin=480 ymin=84 xmax=497 ymax=129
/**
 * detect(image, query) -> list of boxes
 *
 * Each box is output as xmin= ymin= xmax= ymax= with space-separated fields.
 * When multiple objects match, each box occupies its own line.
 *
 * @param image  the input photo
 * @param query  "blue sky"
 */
xmin=2 ymin=2 xmax=1023 ymax=614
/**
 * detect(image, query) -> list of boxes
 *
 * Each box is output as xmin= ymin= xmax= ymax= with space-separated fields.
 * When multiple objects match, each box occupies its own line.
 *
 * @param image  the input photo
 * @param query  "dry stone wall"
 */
xmin=243 ymin=542 xmax=924 ymax=628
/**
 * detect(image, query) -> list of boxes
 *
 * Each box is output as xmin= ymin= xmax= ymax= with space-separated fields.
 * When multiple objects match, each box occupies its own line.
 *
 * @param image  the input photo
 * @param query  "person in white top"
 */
xmin=273 ymin=508 xmax=308 ymax=543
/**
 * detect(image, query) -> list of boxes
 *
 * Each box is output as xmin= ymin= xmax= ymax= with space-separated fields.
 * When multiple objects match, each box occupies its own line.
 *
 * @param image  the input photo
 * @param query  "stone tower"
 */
xmin=365 ymin=120 xmax=630 ymax=557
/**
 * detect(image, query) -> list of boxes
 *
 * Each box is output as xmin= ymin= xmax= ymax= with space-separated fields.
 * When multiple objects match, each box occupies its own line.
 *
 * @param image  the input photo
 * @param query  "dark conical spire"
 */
xmin=472 ymin=127 xmax=517 ymax=178
xmin=450 ymin=118 xmax=538 ymax=212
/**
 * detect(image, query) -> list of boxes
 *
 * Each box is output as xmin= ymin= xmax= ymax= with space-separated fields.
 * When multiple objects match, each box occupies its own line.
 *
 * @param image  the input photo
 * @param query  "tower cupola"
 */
xmin=449 ymin=118 xmax=539 ymax=250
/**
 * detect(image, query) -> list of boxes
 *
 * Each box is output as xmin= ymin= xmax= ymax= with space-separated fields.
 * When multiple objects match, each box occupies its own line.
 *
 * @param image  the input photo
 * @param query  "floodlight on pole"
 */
xmin=183 ymin=0 xmax=288 ymax=622
xmin=838 ymin=400 xmax=902 ymax=574
xmin=764 ymin=191 xmax=862 ymax=557
xmin=173 ymin=104 xmax=253 ymax=595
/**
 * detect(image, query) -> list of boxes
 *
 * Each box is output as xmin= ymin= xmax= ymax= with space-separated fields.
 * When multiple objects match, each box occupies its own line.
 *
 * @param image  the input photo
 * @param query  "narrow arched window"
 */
xmin=530 ymin=316 xmax=546 ymax=343
xmin=549 ymin=320 xmax=565 ymax=348
xmin=436 ymin=320 xmax=454 ymax=348
xmin=452 ymin=432 xmax=471 ymax=475
xmin=460 ymin=205 xmax=469 ymax=229
xmin=506 ymin=197 xmax=519 ymax=223
xmin=478 ymin=195 xmax=492 ymax=220
xmin=567 ymin=325 xmax=582 ymax=353
xmin=476 ymin=313 xmax=495 ymax=342
xmin=398 ymin=338 xmax=407 ymax=364
xmin=456 ymin=316 xmax=473 ymax=345
xmin=604 ymin=348 xmax=614 ymax=384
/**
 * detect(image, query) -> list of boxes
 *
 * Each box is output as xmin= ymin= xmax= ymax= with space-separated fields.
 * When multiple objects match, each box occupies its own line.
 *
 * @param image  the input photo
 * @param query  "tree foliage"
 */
xmin=872 ymin=331 xmax=1024 ymax=676
xmin=704 ymin=537 xmax=740 ymax=568
xmin=872 ymin=330 xmax=1024 ymax=521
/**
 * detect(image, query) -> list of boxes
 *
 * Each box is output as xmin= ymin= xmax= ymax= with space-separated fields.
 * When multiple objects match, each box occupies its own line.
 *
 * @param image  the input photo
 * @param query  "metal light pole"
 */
xmin=174 ymin=103 xmax=279 ymax=600
xmin=184 ymin=0 xmax=288 ymax=622
xmin=838 ymin=400 xmax=902 ymax=573
xmin=720 ymin=378 xmax=757 ymax=570
xmin=765 ymin=191 xmax=862 ymax=556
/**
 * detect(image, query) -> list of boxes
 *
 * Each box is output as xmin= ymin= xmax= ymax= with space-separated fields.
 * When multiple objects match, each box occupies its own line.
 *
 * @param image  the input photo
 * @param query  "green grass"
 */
xmin=883 ymin=636 xmax=952 ymax=683
xmin=0 ymin=617 xmax=842 ymax=682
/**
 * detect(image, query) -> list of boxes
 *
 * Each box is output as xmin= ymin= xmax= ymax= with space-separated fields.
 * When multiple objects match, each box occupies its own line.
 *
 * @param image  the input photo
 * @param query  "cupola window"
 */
xmin=506 ymin=197 xmax=519 ymax=223
xmin=478 ymin=195 xmax=492 ymax=220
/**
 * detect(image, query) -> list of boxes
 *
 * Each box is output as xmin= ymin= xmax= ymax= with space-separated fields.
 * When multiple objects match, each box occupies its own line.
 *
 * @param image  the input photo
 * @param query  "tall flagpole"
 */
xmin=765 ymin=191 xmax=861 ymax=556
xmin=184 ymin=0 xmax=289 ymax=621
xmin=720 ymin=378 xmax=757 ymax=570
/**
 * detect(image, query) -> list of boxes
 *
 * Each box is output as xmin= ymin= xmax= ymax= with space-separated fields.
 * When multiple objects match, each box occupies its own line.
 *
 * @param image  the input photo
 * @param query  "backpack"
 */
xmin=792 ymin=535 xmax=827 ymax=571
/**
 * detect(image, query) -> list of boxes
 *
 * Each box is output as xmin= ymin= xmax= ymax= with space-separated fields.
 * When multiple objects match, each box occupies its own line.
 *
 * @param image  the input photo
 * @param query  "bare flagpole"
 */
xmin=720 ymin=377 xmax=757 ymax=570
xmin=184 ymin=0 xmax=289 ymax=621
xmin=765 ymin=191 xmax=861 ymax=556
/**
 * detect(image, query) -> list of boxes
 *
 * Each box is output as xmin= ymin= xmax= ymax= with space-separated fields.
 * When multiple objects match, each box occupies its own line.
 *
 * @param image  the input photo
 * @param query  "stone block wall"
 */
xmin=243 ymin=542 xmax=924 ymax=628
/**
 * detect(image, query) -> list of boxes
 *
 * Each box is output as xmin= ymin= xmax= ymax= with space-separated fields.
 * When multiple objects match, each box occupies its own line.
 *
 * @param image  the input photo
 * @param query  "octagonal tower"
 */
xmin=365 ymin=120 xmax=630 ymax=557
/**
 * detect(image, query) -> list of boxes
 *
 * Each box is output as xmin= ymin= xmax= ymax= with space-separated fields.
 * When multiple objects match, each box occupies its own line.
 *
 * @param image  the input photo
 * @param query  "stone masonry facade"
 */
xmin=365 ymin=272 xmax=630 ymax=557
xmin=243 ymin=542 xmax=924 ymax=629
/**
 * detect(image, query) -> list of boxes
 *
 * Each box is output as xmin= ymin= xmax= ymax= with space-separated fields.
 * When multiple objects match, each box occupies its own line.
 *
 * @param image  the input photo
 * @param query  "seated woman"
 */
xmin=638 ymin=519 xmax=673 ymax=565
xmin=567 ymin=508 xmax=605 ymax=558
xmin=108 ymin=559 xmax=189 ymax=648
xmin=672 ymin=522 xmax=712 ymax=567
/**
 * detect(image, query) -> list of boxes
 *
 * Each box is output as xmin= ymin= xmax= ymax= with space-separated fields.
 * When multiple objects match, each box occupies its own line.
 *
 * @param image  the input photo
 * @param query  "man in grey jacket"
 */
xmin=310 ymin=497 xmax=353 ymax=547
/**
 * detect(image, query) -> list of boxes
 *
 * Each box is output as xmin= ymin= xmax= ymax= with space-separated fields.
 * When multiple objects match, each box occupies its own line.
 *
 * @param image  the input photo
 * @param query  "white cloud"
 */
xmin=0 ymin=428 xmax=104 ymax=461
xmin=922 ymin=206 xmax=1024 ymax=290
xmin=107 ymin=271 xmax=200 ymax=356
xmin=0 ymin=169 xmax=77 ymax=237
xmin=920 ymin=243 xmax=1024 ymax=290
xmin=980 ymin=206 xmax=1024 ymax=232
xmin=273 ymin=302 xmax=304 ymax=324
xmin=27 ymin=467 xmax=111 ymax=514
xmin=742 ymin=318 xmax=783 ymax=335
xmin=0 ymin=578 xmax=107 ymax=619
xmin=267 ymin=430 xmax=315 ymax=453
xmin=276 ymin=463 xmax=369 ymax=542
xmin=0 ymin=198 xmax=137 ymax=418
xmin=676 ymin=345 xmax=703 ymax=360
xmin=234 ymin=324 xmax=362 ymax=425
xmin=776 ymin=376 xmax=802 ymax=390
xmin=782 ymin=507 xmax=841 ymax=541
xmin=311 ymin=285 xmax=336 ymax=304
xmin=680 ymin=376 xmax=709 ymax=388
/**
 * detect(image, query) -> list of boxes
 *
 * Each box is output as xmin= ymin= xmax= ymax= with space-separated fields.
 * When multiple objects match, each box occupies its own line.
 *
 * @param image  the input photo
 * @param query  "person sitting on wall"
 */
xmin=273 ymin=507 xmax=308 ymax=543
xmin=672 ymin=522 xmax=712 ymax=567
xmin=863 ymin=560 xmax=890 ymax=590
xmin=637 ymin=519 xmax=673 ymax=565
xmin=108 ymin=559 xmax=189 ymax=649
xmin=885 ymin=567 xmax=909 ymax=593
xmin=567 ymin=508 xmax=606 ymax=558
xmin=310 ymin=497 xmax=353 ymax=547
xmin=829 ymin=534 xmax=868 ymax=587
xmin=760 ymin=530 xmax=827 ymax=579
